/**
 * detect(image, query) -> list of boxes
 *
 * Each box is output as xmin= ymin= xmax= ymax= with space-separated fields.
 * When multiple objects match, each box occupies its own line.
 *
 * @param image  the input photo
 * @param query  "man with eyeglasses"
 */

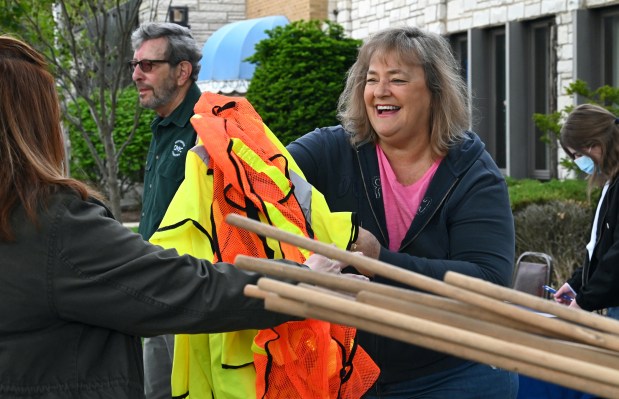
xmin=129 ymin=21 xmax=202 ymax=399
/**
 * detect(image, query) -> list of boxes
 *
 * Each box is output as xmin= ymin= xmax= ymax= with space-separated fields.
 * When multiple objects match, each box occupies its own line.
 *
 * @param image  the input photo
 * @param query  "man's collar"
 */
xmin=156 ymin=82 xmax=201 ymax=128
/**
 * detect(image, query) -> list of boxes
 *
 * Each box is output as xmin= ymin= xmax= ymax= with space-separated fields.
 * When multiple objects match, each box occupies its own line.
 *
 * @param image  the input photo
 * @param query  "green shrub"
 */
xmin=507 ymin=177 xmax=597 ymax=212
xmin=246 ymin=20 xmax=361 ymax=145
xmin=67 ymin=87 xmax=154 ymax=196
xmin=513 ymin=200 xmax=593 ymax=285
xmin=509 ymin=178 xmax=601 ymax=286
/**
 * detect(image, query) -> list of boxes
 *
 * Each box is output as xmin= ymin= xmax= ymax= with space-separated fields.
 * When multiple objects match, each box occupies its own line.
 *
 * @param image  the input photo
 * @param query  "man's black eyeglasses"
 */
xmin=128 ymin=59 xmax=169 ymax=73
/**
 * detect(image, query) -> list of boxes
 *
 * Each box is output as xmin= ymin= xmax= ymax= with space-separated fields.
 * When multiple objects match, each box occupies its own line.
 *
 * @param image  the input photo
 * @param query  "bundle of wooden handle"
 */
xmin=225 ymin=214 xmax=619 ymax=398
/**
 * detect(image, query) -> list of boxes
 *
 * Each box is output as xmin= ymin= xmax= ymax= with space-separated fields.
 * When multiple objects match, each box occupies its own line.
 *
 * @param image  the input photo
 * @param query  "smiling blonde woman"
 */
xmin=288 ymin=26 xmax=518 ymax=399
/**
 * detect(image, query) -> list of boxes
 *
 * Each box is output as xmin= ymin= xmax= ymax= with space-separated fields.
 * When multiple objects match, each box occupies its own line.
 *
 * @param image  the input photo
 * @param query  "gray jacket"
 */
xmin=0 ymin=189 xmax=291 ymax=398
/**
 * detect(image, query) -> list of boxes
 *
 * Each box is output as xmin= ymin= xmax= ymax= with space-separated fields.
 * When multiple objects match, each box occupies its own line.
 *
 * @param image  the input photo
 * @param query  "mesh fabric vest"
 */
xmin=150 ymin=92 xmax=379 ymax=398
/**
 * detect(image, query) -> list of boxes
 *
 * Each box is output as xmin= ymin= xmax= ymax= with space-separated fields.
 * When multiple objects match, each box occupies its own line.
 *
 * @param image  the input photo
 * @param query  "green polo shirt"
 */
xmin=138 ymin=83 xmax=202 ymax=240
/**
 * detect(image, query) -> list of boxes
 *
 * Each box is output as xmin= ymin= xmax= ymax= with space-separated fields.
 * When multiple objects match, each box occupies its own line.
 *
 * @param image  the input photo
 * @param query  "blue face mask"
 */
xmin=575 ymin=155 xmax=595 ymax=175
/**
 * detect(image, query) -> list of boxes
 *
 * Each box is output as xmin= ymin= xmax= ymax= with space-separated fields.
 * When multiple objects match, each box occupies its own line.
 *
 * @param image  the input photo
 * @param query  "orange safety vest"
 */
xmin=152 ymin=92 xmax=379 ymax=398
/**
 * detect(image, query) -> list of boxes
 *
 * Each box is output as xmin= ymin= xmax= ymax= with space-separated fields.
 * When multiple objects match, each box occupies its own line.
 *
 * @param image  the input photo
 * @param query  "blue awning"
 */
xmin=197 ymin=15 xmax=289 ymax=94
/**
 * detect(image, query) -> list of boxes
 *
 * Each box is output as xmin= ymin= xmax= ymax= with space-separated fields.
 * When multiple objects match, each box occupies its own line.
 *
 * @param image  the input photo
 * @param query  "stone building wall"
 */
xmin=246 ymin=0 xmax=328 ymax=20
xmin=137 ymin=0 xmax=340 ymax=46
xmin=137 ymin=0 xmax=246 ymax=47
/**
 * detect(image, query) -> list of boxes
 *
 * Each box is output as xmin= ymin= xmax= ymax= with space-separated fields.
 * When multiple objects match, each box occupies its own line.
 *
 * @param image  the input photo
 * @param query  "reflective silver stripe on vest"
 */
xmin=191 ymin=144 xmax=210 ymax=165
xmin=290 ymin=169 xmax=312 ymax=226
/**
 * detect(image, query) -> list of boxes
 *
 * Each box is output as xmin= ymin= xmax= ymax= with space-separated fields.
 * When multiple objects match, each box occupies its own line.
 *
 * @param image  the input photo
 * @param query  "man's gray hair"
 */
xmin=131 ymin=22 xmax=202 ymax=81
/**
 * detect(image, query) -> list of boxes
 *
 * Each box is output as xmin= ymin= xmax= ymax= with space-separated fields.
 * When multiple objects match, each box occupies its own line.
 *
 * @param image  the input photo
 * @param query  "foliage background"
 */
xmin=0 ymin=0 xmax=141 ymax=220
xmin=67 ymin=88 xmax=153 ymax=199
xmin=246 ymin=20 xmax=361 ymax=144
xmin=509 ymin=179 xmax=596 ymax=285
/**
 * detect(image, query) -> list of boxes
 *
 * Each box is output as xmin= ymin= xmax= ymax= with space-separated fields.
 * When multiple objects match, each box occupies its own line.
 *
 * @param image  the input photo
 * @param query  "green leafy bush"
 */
xmin=507 ymin=177 xmax=597 ymax=212
xmin=67 ymin=87 xmax=154 ymax=196
xmin=508 ymin=178 xmax=598 ymax=286
xmin=513 ymin=200 xmax=592 ymax=285
xmin=246 ymin=20 xmax=361 ymax=144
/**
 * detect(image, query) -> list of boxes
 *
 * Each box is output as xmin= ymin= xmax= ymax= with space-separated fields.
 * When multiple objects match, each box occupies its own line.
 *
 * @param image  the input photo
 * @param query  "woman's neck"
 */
xmin=378 ymin=142 xmax=436 ymax=186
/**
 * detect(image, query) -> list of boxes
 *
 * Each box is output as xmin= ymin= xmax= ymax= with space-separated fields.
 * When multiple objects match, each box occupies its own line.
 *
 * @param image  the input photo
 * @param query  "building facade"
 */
xmin=138 ymin=0 xmax=335 ymax=46
xmin=330 ymin=0 xmax=619 ymax=179
xmin=246 ymin=0 xmax=331 ymax=20
xmin=140 ymin=0 xmax=619 ymax=179
xmin=138 ymin=0 xmax=246 ymax=46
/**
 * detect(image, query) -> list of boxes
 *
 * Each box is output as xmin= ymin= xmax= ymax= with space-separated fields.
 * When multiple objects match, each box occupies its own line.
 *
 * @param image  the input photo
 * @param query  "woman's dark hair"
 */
xmin=560 ymin=103 xmax=619 ymax=187
xmin=0 ymin=35 xmax=100 ymax=241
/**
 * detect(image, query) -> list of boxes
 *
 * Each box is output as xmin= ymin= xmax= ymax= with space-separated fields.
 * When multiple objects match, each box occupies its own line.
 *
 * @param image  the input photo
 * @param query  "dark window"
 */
xmin=528 ymin=19 xmax=556 ymax=179
xmin=602 ymin=12 xmax=619 ymax=86
xmin=449 ymin=33 xmax=468 ymax=84
xmin=490 ymin=30 xmax=506 ymax=169
xmin=575 ymin=5 xmax=619 ymax=100
xmin=468 ymin=27 xmax=506 ymax=169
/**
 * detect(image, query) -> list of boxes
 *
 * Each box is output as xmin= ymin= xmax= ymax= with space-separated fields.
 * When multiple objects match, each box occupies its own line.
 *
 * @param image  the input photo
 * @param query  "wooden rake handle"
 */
xmin=235 ymin=255 xmax=554 ymax=337
xmin=226 ymin=213 xmax=441 ymax=292
xmin=227 ymin=214 xmax=619 ymax=350
xmin=355 ymin=290 xmax=619 ymax=370
xmin=444 ymin=271 xmax=619 ymax=335
xmin=254 ymin=277 xmax=619 ymax=391
xmin=245 ymin=286 xmax=619 ymax=399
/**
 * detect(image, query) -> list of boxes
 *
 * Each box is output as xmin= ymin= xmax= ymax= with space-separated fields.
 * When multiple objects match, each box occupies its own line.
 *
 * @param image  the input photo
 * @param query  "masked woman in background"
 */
xmin=554 ymin=103 xmax=619 ymax=321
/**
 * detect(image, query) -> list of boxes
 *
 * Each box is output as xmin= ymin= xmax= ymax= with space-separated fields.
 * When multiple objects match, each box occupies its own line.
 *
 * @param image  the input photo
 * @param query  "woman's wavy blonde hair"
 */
xmin=338 ymin=26 xmax=469 ymax=156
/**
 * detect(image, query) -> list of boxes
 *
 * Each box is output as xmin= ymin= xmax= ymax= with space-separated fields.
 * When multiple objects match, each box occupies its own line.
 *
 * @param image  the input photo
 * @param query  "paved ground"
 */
xmin=122 ymin=209 xmax=140 ymax=229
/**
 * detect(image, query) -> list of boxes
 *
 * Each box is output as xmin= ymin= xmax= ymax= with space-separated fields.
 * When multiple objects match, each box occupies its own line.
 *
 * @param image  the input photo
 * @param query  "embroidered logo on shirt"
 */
xmin=418 ymin=197 xmax=432 ymax=214
xmin=172 ymin=140 xmax=186 ymax=157
xmin=373 ymin=176 xmax=381 ymax=199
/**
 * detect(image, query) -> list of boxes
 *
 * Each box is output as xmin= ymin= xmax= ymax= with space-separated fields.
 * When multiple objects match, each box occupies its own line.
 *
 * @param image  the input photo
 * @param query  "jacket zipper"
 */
xmin=355 ymin=148 xmax=388 ymax=244
xmin=399 ymin=178 xmax=460 ymax=252
xmin=355 ymin=147 xmax=460 ymax=251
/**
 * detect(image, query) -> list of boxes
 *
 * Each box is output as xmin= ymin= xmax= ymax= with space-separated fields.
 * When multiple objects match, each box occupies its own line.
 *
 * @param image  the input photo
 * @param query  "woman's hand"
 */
xmin=568 ymin=300 xmax=582 ymax=310
xmin=554 ymin=283 xmax=576 ymax=306
xmin=347 ymin=228 xmax=381 ymax=278
xmin=304 ymin=253 xmax=344 ymax=274
xmin=304 ymin=253 xmax=369 ymax=281
xmin=351 ymin=227 xmax=381 ymax=260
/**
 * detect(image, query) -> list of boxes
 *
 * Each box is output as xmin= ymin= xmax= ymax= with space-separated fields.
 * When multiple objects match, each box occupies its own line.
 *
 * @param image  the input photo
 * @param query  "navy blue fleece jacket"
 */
xmin=288 ymin=125 xmax=515 ymax=383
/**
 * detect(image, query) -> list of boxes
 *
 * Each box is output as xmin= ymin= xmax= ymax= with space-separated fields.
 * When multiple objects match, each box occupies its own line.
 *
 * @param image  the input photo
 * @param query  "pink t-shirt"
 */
xmin=377 ymin=146 xmax=441 ymax=251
